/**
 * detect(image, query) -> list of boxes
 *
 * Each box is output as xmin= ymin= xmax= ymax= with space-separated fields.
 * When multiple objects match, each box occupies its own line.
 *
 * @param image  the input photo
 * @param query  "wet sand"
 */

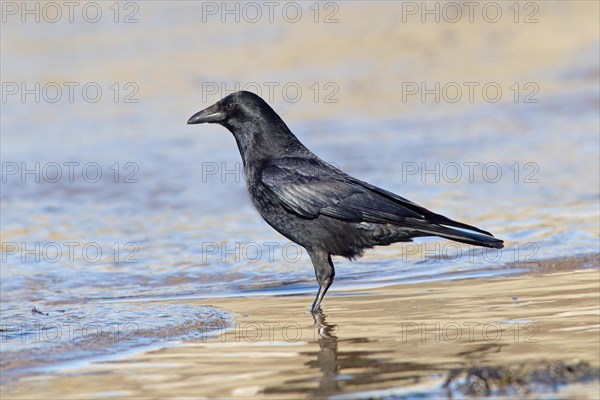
xmin=3 ymin=254 xmax=598 ymax=399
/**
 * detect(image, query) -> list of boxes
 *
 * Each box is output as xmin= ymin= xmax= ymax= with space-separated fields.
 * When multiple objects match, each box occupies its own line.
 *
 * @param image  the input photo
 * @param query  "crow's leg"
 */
xmin=308 ymin=250 xmax=335 ymax=313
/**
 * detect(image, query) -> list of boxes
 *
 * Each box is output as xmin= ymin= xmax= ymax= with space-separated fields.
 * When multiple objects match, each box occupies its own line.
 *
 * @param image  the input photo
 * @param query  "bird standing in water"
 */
xmin=188 ymin=91 xmax=504 ymax=312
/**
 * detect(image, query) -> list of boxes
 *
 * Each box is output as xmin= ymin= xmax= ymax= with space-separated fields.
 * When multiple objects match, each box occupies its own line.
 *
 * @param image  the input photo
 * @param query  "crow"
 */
xmin=188 ymin=91 xmax=504 ymax=312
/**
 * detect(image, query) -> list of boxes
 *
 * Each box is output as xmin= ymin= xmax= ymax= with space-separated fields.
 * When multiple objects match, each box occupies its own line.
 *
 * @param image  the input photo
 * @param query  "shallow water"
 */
xmin=1 ymin=1 xmax=599 ymax=394
xmin=2 ymin=255 xmax=599 ymax=399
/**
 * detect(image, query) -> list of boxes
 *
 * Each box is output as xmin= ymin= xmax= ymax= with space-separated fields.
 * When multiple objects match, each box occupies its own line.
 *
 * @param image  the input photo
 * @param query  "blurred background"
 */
xmin=1 ymin=0 xmax=599 ymax=385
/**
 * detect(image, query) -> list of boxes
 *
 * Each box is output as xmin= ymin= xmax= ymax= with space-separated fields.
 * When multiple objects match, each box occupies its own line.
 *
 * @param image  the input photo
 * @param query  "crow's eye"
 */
xmin=225 ymin=103 xmax=236 ymax=111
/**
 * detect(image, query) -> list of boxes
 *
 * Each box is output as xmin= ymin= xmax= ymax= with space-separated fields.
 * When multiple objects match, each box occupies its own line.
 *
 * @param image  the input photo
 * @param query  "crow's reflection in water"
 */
xmin=311 ymin=309 xmax=340 ymax=394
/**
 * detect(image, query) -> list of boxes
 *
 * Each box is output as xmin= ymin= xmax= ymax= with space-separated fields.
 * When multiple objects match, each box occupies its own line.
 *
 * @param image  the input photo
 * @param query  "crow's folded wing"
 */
xmin=261 ymin=159 xmax=428 ymax=223
xmin=260 ymin=158 xmax=494 ymax=236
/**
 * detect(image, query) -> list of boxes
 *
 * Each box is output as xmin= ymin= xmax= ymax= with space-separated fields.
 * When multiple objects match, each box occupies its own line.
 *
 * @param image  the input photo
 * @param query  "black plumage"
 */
xmin=188 ymin=91 xmax=504 ymax=312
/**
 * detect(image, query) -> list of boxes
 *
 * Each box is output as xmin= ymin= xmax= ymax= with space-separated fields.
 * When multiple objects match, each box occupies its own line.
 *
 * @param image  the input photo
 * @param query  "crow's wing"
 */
xmin=261 ymin=157 xmax=494 ymax=236
xmin=260 ymin=158 xmax=410 ymax=222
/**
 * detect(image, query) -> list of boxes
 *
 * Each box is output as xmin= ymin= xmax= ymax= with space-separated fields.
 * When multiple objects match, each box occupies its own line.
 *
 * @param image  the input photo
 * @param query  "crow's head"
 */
xmin=187 ymin=91 xmax=280 ymax=128
xmin=188 ymin=91 xmax=297 ymax=158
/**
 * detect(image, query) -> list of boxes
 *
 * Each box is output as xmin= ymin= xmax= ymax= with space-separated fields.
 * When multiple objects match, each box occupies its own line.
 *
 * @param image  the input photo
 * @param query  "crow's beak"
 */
xmin=187 ymin=102 xmax=224 ymax=124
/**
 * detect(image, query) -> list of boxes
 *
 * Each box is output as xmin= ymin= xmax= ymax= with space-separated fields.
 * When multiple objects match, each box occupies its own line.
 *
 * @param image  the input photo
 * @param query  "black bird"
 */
xmin=188 ymin=91 xmax=504 ymax=312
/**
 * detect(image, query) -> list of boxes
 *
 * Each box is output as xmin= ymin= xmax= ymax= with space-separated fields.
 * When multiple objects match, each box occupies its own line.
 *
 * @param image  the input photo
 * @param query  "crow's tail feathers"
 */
xmin=413 ymin=223 xmax=504 ymax=249
xmin=436 ymin=227 xmax=504 ymax=249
